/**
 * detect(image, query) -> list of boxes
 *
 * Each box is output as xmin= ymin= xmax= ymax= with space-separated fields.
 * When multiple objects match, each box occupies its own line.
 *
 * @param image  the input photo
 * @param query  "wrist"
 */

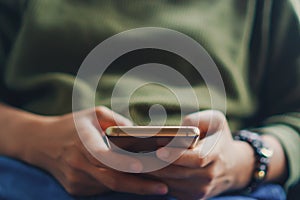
xmin=19 ymin=115 xmax=60 ymax=169
xmin=8 ymin=113 xmax=51 ymax=162
xmin=232 ymin=140 xmax=255 ymax=190
xmin=0 ymin=104 xmax=49 ymax=161
xmin=234 ymin=130 xmax=274 ymax=192
xmin=16 ymin=115 xmax=50 ymax=162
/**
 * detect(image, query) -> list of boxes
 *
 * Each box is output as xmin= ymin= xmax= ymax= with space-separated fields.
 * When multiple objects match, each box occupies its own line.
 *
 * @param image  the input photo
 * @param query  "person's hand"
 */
xmin=149 ymin=110 xmax=255 ymax=200
xmin=22 ymin=106 xmax=168 ymax=196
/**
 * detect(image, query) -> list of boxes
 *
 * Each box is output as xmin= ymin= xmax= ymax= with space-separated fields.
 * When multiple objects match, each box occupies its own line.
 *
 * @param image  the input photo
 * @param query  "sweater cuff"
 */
xmin=253 ymin=124 xmax=300 ymax=190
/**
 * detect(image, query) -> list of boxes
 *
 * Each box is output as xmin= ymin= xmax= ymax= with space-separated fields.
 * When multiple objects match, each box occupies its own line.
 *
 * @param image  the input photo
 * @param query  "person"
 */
xmin=0 ymin=0 xmax=299 ymax=199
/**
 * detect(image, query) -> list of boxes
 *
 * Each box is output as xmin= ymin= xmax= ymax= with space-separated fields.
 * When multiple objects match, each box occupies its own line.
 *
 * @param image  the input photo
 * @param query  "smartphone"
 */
xmin=105 ymin=126 xmax=200 ymax=153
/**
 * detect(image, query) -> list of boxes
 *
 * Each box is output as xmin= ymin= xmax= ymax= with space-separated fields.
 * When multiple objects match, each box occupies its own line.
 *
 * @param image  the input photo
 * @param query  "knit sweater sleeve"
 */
xmin=0 ymin=0 xmax=25 ymax=103
xmin=251 ymin=0 xmax=300 ymax=190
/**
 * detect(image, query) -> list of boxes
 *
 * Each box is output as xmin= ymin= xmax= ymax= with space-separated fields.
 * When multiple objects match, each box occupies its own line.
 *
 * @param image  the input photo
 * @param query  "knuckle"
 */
xmin=196 ymin=153 xmax=208 ymax=167
xmin=65 ymin=186 xmax=73 ymax=194
xmin=218 ymin=153 xmax=227 ymax=165
xmin=65 ymin=186 xmax=78 ymax=195
xmin=201 ymin=185 xmax=211 ymax=196
xmin=86 ymin=153 xmax=102 ymax=166
xmin=211 ymin=110 xmax=226 ymax=122
xmin=65 ymin=170 xmax=80 ymax=186
xmin=197 ymin=158 xmax=205 ymax=168
xmin=105 ymin=176 xmax=118 ymax=191
xmin=95 ymin=106 xmax=109 ymax=116
xmin=183 ymin=115 xmax=197 ymax=126
xmin=205 ymin=169 xmax=215 ymax=182
xmin=65 ymin=154 xmax=82 ymax=169
xmin=179 ymin=170 xmax=191 ymax=179
xmin=194 ymin=172 xmax=213 ymax=183
xmin=194 ymin=185 xmax=210 ymax=199
xmin=205 ymin=174 xmax=214 ymax=183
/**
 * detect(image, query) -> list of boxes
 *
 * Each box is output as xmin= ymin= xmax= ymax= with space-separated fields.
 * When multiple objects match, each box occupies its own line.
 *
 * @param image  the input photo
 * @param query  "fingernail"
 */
xmin=156 ymin=184 xmax=168 ymax=195
xmin=130 ymin=163 xmax=142 ymax=173
xmin=158 ymin=149 xmax=169 ymax=159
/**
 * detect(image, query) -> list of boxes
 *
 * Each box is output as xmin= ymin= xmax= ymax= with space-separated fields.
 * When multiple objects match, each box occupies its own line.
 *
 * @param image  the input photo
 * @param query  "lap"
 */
xmin=0 ymin=156 xmax=286 ymax=200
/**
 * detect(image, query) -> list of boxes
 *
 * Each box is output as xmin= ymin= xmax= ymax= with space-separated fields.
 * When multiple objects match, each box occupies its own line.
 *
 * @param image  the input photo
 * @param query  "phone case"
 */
xmin=105 ymin=126 xmax=200 ymax=153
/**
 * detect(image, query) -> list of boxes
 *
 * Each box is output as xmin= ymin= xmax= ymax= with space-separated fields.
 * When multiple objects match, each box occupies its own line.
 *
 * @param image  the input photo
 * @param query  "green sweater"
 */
xmin=0 ymin=0 xmax=299 ymax=191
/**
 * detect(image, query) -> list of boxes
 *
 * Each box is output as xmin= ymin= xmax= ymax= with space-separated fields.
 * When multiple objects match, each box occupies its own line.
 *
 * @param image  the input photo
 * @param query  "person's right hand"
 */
xmin=22 ymin=106 xmax=168 ymax=196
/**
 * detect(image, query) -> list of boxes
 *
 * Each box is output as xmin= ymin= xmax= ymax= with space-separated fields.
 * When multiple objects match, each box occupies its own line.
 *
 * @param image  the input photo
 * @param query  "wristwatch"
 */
xmin=234 ymin=130 xmax=274 ymax=192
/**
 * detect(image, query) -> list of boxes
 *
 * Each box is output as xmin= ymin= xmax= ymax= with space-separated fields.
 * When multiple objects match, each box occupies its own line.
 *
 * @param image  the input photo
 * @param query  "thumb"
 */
xmin=181 ymin=110 xmax=229 ymax=160
xmin=182 ymin=110 xmax=228 ymax=136
xmin=95 ymin=106 xmax=133 ymax=130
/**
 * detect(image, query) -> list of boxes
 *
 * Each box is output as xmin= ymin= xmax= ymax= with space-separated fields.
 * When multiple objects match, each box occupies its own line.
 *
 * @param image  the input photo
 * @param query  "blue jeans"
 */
xmin=0 ymin=156 xmax=286 ymax=200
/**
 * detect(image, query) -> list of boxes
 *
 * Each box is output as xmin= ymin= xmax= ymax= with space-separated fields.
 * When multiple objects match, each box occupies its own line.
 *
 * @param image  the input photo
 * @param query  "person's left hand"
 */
xmin=148 ymin=110 xmax=255 ymax=200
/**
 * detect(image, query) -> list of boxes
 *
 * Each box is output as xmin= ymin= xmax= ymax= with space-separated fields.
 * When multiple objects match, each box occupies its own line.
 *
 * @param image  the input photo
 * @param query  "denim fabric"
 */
xmin=0 ymin=156 xmax=286 ymax=200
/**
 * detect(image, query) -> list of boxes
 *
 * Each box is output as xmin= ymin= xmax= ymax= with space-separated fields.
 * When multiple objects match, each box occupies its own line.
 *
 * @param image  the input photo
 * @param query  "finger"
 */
xmin=55 ymin=151 xmax=109 ymax=196
xmin=157 ymin=147 xmax=214 ymax=168
xmin=90 ymin=167 xmax=168 ymax=195
xmin=78 ymin=150 xmax=168 ymax=196
xmin=169 ymin=187 xmax=205 ymax=200
xmin=63 ymin=148 xmax=166 ymax=196
xmin=78 ymin=120 xmax=143 ymax=173
xmin=63 ymin=168 xmax=110 ymax=196
xmin=180 ymin=110 xmax=229 ymax=166
xmin=70 ymin=185 xmax=110 ymax=196
xmin=182 ymin=110 xmax=228 ymax=135
xmin=148 ymin=164 xmax=208 ymax=179
xmin=65 ymin=154 xmax=111 ymax=196
xmin=95 ymin=106 xmax=132 ymax=130
xmin=163 ymin=178 xmax=207 ymax=193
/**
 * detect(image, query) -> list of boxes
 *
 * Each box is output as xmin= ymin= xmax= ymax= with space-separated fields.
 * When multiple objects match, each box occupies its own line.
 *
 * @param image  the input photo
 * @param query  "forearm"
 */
xmin=0 ymin=103 xmax=44 ymax=161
